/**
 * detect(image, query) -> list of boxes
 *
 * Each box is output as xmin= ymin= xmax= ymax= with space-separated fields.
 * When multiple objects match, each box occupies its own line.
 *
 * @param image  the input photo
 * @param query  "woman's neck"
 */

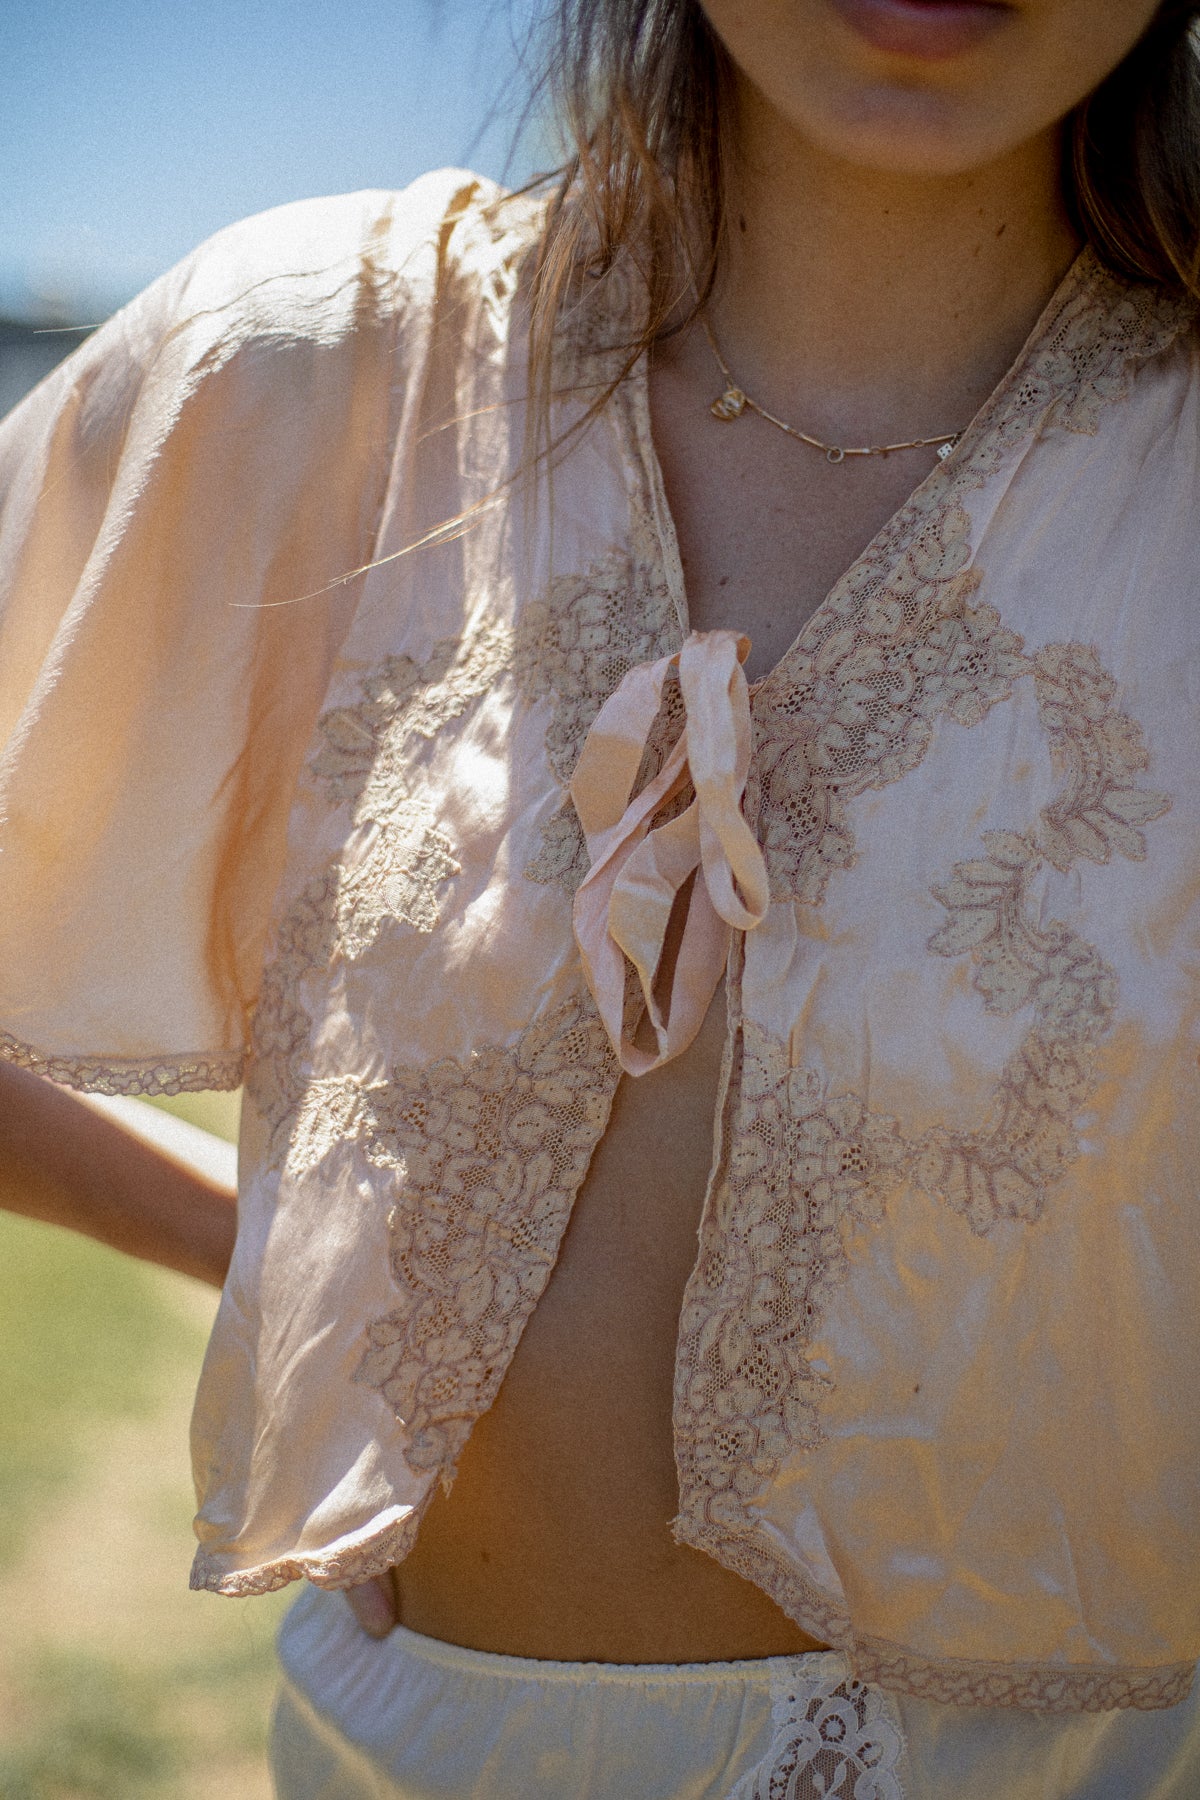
xmin=706 ymin=74 xmax=1082 ymax=443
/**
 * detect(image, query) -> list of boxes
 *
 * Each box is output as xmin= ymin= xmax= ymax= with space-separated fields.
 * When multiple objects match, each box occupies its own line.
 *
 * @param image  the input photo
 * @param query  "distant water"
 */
xmin=0 ymin=325 xmax=92 ymax=422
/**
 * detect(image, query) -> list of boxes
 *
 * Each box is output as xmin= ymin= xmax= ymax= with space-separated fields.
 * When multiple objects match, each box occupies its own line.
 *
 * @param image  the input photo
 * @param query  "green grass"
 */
xmin=0 ymin=1650 xmax=180 ymax=1799
xmin=143 ymin=1090 xmax=242 ymax=1144
xmin=0 ymin=1213 xmax=200 ymax=1578
xmin=0 ymin=1091 xmax=284 ymax=1799
xmin=0 ymin=1091 xmax=240 ymax=1573
xmin=0 ymin=1624 xmax=287 ymax=1798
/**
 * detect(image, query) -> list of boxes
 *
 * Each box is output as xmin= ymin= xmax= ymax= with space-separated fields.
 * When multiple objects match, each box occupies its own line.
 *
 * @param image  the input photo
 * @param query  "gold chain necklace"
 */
xmin=701 ymin=319 xmax=964 ymax=465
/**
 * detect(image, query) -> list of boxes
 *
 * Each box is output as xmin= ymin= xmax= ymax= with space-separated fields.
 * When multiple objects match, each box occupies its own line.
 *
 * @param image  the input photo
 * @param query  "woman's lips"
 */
xmin=825 ymin=0 xmax=1015 ymax=60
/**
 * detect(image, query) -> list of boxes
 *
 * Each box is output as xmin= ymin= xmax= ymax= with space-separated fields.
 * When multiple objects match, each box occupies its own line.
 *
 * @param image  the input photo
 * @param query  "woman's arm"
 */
xmin=0 ymin=1060 xmax=399 ymax=1628
xmin=0 ymin=1060 xmax=236 ymax=1288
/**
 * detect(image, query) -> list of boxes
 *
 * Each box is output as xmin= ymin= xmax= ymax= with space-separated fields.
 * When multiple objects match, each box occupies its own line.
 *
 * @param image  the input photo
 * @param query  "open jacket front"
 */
xmin=1 ymin=170 xmax=1198 ymax=1715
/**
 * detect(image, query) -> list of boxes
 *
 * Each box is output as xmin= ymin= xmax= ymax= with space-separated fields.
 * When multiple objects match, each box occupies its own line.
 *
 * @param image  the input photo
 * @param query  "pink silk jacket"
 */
xmin=1 ymin=171 xmax=1198 ymax=1715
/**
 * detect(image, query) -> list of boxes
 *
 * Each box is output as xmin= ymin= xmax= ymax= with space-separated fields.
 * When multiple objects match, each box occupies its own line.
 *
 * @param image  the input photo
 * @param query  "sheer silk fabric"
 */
xmin=1 ymin=173 xmax=1198 ymax=1727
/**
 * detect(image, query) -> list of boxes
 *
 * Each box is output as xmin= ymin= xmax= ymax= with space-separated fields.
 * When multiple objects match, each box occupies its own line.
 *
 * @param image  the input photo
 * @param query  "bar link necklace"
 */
xmin=701 ymin=318 xmax=964 ymax=465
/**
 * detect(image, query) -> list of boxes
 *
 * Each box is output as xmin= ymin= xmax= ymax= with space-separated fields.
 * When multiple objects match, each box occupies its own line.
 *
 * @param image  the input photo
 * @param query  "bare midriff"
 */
xmin=393 ymin=989 xmax=827 ymax=1664
xmin=388 ymin=328 xmax=959 ymax=1666
xmin=388 ymin=340 xmax=933 ymax=1667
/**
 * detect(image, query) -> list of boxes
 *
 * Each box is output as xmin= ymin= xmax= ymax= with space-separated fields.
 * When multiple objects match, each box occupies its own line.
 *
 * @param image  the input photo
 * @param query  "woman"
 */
xmin=1 ymin=0 xmax=1198 ymax=1794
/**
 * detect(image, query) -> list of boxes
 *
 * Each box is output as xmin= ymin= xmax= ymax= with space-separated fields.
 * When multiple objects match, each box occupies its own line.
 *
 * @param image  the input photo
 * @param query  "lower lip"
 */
xmin=826 ymin=0 xmax=1013 ymax=60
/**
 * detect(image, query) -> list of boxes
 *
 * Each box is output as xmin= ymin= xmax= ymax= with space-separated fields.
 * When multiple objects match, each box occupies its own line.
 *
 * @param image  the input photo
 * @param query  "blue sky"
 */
xmin=0 ymin=0 xmax=553 ymax=319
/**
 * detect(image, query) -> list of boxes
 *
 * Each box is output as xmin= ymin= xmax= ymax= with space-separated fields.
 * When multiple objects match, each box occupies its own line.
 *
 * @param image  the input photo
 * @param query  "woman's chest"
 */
xmin=648 ymin=348 xmax=954 ymax=685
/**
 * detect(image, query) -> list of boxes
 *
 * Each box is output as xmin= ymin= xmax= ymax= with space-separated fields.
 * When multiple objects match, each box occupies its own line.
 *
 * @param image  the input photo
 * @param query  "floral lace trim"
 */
xmin=246 ymin=625 xmax=511 ymax=1167
xmin=916 ymin=641 xmax=1169 ymax=1232
xmin=533 ymin=254 xmax=1189 ymax=910
xmin=676 ymin=1018 xmax=909 ymax=1471
xmin=245 ymin=870 xmax=338 ymax=1166
xmin=189 ymin=1509 xmax=420 ymax=1597
xmin=672 ymin=1018 xmax=900 ymax=1647
xmin=516 ymin=495 xmax=683 ymax=893
xmin=1033 ymin=639 xmax=1171 ymax=871
xmin=673 ymin=1507 xmax=853 ymax=1655
xmin=308 ymin=621 xmax=511 ymax=954
xmin=675 ymin=638 xmax=1171 ymax=1649
xmin=1011 ymin=255 xmax=1195 ymax=444
xmin=0 ymin=1032 xmax=242 ymax=1096
xmin=549 ymin=249 xmax=639 ymax=398
xmin=309 ymin=625 xmax=513 ymax=809
xmin=752 ymin=548 xmax=1029 ymax=902
xmin=853 ymin=1637 xmax=1196 ymax=1714
xmin=725 ymin=258 xmax=1187 ymax=905
xmin=726 ymin=1664 xmax=906 ymax=1800
xmin=356 ymin=993 xmax=620 ymax=1480
xmin=331 ymin=804 xmax=460 ymax=953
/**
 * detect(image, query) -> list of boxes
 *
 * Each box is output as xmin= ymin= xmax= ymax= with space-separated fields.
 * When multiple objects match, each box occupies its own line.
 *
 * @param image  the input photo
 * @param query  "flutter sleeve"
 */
xmin=0 ymin=181 xmax=454 ymax=1094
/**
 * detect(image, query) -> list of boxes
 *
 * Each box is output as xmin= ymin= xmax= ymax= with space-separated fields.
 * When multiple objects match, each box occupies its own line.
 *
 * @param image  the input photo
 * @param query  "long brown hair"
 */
xmin=524 ymin=0 xmax=1200 ymax=430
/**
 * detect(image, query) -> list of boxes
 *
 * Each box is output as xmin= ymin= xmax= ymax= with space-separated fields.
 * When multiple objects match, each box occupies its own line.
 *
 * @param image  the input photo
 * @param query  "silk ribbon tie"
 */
xmin=570 ymin=629 xmax=770 ymax=1075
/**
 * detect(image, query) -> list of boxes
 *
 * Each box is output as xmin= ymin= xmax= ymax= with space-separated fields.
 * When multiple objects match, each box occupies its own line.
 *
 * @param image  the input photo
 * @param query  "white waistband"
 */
xmin=378 ymin=1613 xmax=850 ymax=1692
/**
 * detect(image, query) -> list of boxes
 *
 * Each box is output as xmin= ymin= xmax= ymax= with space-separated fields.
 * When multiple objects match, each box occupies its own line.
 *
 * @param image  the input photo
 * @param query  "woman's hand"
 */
xmin=344 ymin=1570 xmax=399 ymax=1638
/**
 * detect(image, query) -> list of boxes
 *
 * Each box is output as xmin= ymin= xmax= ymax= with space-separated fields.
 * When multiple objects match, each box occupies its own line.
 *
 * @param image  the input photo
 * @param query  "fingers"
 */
xmin=344 ymin=1571 xmax=398 ymax=1639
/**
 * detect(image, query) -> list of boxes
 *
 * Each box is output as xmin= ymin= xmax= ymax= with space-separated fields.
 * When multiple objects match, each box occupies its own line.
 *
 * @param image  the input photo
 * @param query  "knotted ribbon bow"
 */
xmin=570 ymin=629 xmax=770 ymax=1075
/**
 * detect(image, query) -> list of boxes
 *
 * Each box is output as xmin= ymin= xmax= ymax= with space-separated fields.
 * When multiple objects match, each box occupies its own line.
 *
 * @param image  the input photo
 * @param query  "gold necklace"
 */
xmin=701 ymin=319 xmax=964 ymax=465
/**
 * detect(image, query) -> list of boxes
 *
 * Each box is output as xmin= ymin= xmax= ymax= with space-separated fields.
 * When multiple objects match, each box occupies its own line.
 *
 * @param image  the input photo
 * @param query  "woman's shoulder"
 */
xmin=110 ymin=170 xmax=535 ymax=376
xmin=0 ymin=169 xmax=544 ymax=484
xmin=165 ymin=168 xmax=537 ymax=329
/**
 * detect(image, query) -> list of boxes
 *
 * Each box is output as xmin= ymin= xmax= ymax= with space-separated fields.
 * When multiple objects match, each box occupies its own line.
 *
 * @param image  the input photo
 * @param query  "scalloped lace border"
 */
xmin=0 ymin=1031 xmax=243 ymax=1096
xmin=854 ymin=1635 xmax=1196 ymax=1714
xmin=189 ymin=1508 xmax=421 ymax=1597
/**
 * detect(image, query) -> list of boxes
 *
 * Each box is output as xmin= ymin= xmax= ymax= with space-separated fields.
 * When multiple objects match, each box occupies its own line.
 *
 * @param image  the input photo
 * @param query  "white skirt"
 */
xmin=270 ymin=1586 xmax=1200 ymax=1800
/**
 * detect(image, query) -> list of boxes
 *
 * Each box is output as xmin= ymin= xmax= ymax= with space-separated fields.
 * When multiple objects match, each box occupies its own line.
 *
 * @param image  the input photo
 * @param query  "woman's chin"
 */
xmin=708 ymin=0 xmax=1165 ymax=184
xmin=742 ymin=67 xmax=1027 ymax=180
